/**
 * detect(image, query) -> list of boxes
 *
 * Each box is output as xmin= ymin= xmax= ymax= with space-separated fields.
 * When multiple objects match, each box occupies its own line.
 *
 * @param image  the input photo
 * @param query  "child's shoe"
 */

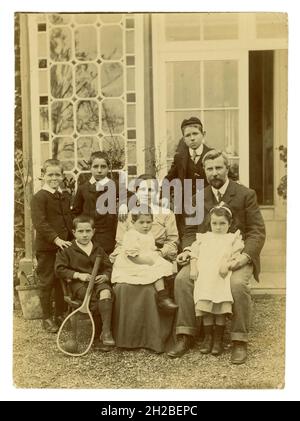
xmin=93 ymin=337 xmax=113 ymax=352
xmin=157 ymin=290 xmax=178 ymax=311
xmin=199 ymin=325 xmax=213 ymax=354
xmin=42 ymin=318 xmax=59 ymax=333
xmin=211 ymin=325 xmax=225 ymax=356
xmin=100 ymin=331 xmax=115 ymax=346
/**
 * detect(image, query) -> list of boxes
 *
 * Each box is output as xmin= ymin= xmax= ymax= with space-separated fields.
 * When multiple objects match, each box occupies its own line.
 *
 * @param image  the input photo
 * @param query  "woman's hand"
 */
xmin=176 ymin=250 xmax=191 ymax=266
xmin=118 ymin=203 xmax=128 ymax=222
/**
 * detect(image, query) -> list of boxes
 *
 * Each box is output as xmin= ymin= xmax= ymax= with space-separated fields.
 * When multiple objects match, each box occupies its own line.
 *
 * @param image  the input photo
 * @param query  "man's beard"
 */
xmin=210 ymin=178 xmax=225 ymax=189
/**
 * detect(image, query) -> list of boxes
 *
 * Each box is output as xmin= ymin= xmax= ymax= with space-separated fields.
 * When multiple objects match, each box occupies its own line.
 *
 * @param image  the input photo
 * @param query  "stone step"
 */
xmin=251 ymin=272 xmax=286 ymax=290
xmin=260 ymin=254 xmax=286 ymax=272
xmin=264 ymin=220 xmax=286 ymax=238
xmin=261 ymin=238 xmax=286 ymax=256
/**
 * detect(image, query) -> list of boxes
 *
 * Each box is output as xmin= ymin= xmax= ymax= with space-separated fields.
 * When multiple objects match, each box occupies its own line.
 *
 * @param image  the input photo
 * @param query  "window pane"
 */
xmin=101 ymin=62 xmax=123 ymax=97
xmin=101 ymin=26 xmax=122 ymax=60
xmin=204 ymin=110 xmax=238 ymax=155
xmin=127 ymin=104 xmax=136 ymax=127
xmin=101 ymin=99 xmax=124 ymax=134
xmin=100 ymin=14 xmax=122 ymax=24
xmin=166 ymin=62 xmax=201 ymax=109
xmin=39 ymin=71 xmax=48 ymax=94
xmin=49 ymin=14 xmax=71 ymax=25
xmin=77 ymin=136 xmax=101 ymax=169
xmin=40 ymin=108 xmax=49 ymax=131
xmin=127 ymin=142 xmax=136 ymax=164
xmin=76 ymin=100 xmax=99 ymax=134
xmin=41 ymin=142 xmax=49 ymax=164
xmin=50 ymin=64 xmax=73 ymax=98
xmin=126 ymin=67 xmax=135 ymax=91
xmin=51 ymin=101 xmax=74 ymax=134
xmin=75 ymin=64 xmax=98 ymax=98
xmin=52 ymin=136 xmax=75 ymax=170
xmin=203 ymin=13 xmax=238 ymax=40
xmin=75 ymin=27 xmax=97 ymax=61
xmin=38 ymin=33 xmax=47 ymax=56
xmin=102 ymin=135 xmax=125 ymax=169
xmin=165 ymin=14 xmax=201 ymax=41
xmin=50 ymin=28 xmax=71 ymax=62
xmin=204 ymin=60 xmax=238 ymax=108
xmin=74 ymin=14 xmax=97 ymax=24
xmin=126 ymin=31 xmax=135 ymax=54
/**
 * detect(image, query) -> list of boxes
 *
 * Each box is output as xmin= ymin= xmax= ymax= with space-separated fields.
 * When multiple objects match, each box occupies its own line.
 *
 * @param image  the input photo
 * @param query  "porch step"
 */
xmin=251 ymin=272 xmax=286 ymax=295
xmin=264 ymin=220 xmax=286 ymax=238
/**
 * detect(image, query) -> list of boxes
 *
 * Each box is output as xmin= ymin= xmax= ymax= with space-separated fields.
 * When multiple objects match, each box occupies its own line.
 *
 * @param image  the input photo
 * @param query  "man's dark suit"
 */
xmin=175 ymin=180 xmax=266 ymax=342
xmin=182 ymin=180 xmax=266 ymax=281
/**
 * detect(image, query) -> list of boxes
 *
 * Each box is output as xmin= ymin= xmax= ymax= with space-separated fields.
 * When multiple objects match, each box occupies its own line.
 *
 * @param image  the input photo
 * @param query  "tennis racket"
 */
xmin=56 ymin=254 xmax=101 ymax=357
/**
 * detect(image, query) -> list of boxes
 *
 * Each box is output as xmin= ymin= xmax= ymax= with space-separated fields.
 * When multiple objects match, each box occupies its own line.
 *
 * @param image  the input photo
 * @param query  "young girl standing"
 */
xmin=190 ymin=203 xmax=244 ymax=356
xmin=72 ymin=151 xmax=118 ymax=255
xmin=111 ymin=208 xmax=178 ymax=311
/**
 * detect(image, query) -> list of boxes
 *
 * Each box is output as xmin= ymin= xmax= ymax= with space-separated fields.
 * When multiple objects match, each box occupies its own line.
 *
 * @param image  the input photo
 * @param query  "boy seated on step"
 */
xmin=55 ymin=215 xmax=115 ymax=347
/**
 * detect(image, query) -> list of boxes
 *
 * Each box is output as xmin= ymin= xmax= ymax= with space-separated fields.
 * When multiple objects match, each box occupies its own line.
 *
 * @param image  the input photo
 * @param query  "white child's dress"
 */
xmin=111 ymin=229 xmax=173 ymax=285
xmin=191 ymin=230 xmax=244 ymax=316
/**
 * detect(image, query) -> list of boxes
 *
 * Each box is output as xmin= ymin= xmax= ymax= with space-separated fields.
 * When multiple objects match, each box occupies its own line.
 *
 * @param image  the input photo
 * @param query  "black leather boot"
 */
xmin=211 ymin=325 xmax=225 ymax=356
xmin=199 ymin=325 xmax=213 ymax=354
xmin=167 ymin=334 xmax=192 ymax=358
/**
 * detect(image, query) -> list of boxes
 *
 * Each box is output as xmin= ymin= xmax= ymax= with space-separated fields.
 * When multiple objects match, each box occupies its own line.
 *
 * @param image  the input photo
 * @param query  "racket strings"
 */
xmin=57 ymin=313 xmax=95 ymax=356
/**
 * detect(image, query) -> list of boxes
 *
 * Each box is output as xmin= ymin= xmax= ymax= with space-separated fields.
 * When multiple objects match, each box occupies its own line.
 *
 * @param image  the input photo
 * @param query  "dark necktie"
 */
xmin=192 ymin=150 xmax=199 ymax=164
xmin=216 ymin=190 xmax=222 ymax=203
xmin=54 ymin=191 xmax=61 ymax=200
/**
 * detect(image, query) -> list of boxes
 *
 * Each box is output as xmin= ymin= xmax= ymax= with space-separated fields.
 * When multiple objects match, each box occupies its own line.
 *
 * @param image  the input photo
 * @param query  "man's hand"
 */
xmin=176 ymin=250 xmax=191 ymax=266
xmin=219 ymin=264 xmax=229 ymax=278
xmin=54 ymin=238 xmax=72 ymax=250
xmin=95 ymin=274 xmax=109 ymax=284
xmin=118 ymin=203 xmax=128 ymax=222
xmin=77 ymin=273 xmax=91 ymax=282
xmin=228 ymin=253 xmax=250 ymax=271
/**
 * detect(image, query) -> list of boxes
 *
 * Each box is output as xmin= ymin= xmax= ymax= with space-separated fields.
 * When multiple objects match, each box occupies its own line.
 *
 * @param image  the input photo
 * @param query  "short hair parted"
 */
xmin=89 ymin=151 xmax=110 ymax=167
xmin=202 ymin=150 xmax=230 ymax=168
xmin=131 ymin=206 xmax=153 ymax=223
xmin=73 ymin=215 xmax=95 ymax=230
xmin=42 ymin=159 xmax=64 ymax=175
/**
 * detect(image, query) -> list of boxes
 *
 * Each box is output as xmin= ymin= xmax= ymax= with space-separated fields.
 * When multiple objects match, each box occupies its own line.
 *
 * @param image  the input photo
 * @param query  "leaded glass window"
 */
xmin=31 ymin=13 xmax=143 ymax=193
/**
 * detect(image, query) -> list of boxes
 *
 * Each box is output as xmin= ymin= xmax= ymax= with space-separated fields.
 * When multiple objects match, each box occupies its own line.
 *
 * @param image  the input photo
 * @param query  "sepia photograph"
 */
xmin=10 ymin=9 xmax=288 ymax=392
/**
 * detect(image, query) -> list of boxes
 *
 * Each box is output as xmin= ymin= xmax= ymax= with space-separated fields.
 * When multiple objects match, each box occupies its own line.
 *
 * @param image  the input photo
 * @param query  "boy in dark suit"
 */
xmin=55 ymin=215 xmax=115 ymax=347
xmin=31 ymin=159 xmax=73 ymax=333
xmin=162 ymin=117 xmax=212 ymax=238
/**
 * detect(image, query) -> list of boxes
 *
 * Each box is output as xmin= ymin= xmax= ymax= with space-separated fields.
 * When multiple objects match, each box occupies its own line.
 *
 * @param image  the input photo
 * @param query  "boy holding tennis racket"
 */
xmin=55 ymin=215 xmax=115 ymax=347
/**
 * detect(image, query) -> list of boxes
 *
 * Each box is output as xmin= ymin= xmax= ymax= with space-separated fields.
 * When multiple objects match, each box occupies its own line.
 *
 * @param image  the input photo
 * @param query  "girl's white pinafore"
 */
xmin=111 ymin=229 xmax=173 ymax=285
xmin=192 ymin=231 xmax=244 ymax=316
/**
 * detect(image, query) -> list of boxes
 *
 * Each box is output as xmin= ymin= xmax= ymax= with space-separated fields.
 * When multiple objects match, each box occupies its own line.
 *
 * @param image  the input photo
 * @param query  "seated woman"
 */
xmin=110 ymin=174 xmax=179 ymax=353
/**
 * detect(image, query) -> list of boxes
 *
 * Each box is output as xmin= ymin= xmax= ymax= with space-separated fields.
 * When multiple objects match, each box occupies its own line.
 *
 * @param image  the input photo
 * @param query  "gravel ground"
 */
xmin=13 ymin=295 xmax=285 ymax=389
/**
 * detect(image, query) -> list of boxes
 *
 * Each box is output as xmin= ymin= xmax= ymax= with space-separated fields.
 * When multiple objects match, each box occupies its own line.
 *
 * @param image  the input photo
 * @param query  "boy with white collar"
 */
xmin=72 ymin=151 xmax=118 ymax=255
xmin=31 ymin=159 xmax=73 ymax=333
